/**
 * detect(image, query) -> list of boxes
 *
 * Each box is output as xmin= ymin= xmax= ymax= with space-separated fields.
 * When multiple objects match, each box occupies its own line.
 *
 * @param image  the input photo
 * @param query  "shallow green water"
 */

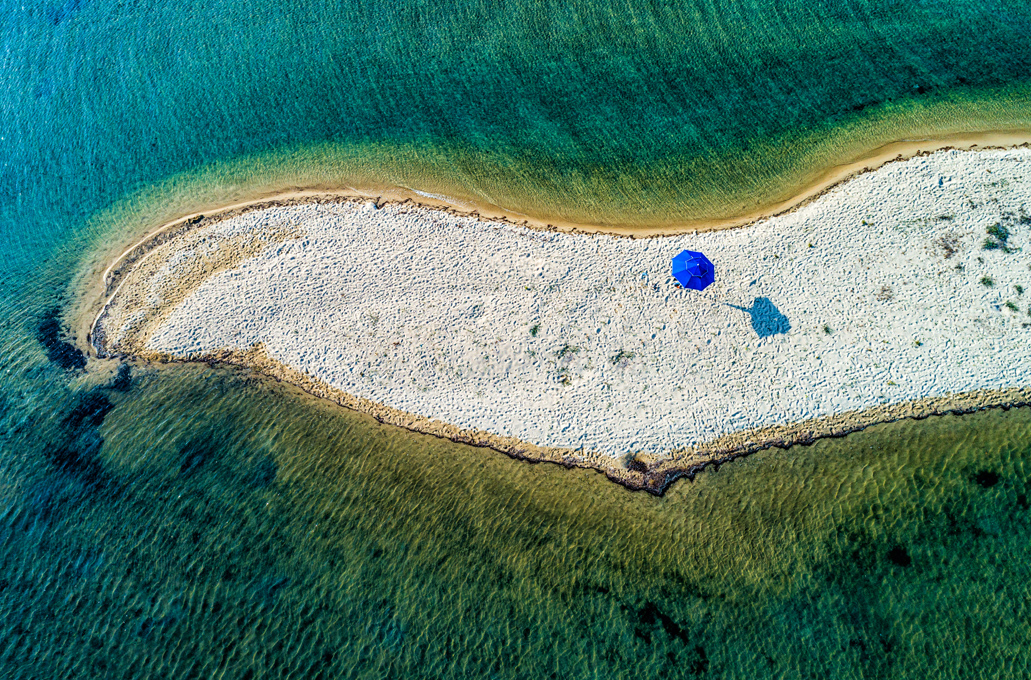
xmin=3 ymin=365 xmax=1031 ymax=677
xmin=3 ymin=0 xmax=1031 ymax=677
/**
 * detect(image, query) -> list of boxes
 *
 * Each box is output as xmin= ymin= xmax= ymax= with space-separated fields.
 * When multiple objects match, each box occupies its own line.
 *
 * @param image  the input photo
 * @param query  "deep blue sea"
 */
xmin=3 ymin=0 xmax=1031 ymax=677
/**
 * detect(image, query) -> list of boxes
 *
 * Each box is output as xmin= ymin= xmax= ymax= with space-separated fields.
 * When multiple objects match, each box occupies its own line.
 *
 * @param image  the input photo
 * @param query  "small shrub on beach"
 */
xmin=557 ymin=343 xmax=579 ymax=359
xmin=1016 ymin=285 xmax=1025 ymax=296
xmin=992 ymin=219 xmax=1012 ymax=236
xmin=875 ymin=285 xmax=894 ymax=301
xmin=822 ymin=324 xmax=832 ymax=335
xmin=933 ymin=233 xmax=960 ymax=259
xmin=610 ymin=349 xmax=636 ymax=366
xmin=981 ymin=276 xmax=994 ymax=287
xmin=983 ymin=223 xmax=1013 ymax=252
xmin=530 ymin=324 xmax=540 ymax=337
xmin=1005 ymin=301 xmax=1019 ymax=312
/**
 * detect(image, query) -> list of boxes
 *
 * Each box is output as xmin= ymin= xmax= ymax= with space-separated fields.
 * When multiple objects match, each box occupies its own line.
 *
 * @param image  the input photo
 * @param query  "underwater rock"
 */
xmin=886 ymin=546 xmax=912 ymax=567
xmin=63 ymin=391 xmax=114 ymax=429
xmin=37 ymin=308 xmax=86 ymax=370
xmin=973 ymin=470 xmax=1001 ymax=488
xmin=107 ymin=363 xmax=133 ymax=392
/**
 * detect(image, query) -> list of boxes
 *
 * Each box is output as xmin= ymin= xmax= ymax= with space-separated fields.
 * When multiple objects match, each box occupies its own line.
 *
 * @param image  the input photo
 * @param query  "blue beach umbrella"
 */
xmin=671 ymin=250 xmax=714 ymax=291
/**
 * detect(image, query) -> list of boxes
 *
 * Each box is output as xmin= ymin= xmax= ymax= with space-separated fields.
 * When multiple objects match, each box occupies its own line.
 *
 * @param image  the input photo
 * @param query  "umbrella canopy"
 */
xmin=671 ymin=250 xmax=714 ymax=291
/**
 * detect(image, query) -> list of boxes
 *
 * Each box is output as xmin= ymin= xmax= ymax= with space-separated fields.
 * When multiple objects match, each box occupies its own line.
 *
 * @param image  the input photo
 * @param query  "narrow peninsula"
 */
xmin=90 ymin=149 xmax=1031 ymax=492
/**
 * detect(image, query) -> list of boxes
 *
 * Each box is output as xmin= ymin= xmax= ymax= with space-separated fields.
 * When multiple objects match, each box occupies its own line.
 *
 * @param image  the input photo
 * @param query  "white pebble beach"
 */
xmin=95 ymin=148 xmax=1031 ymax=474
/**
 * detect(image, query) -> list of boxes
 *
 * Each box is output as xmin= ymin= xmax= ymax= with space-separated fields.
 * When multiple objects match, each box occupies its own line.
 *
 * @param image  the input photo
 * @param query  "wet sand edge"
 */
xmin=88 ymin=136 xmax=1031 ymax=306
xmin=102 ymin=344 xmax=1031 ymax=496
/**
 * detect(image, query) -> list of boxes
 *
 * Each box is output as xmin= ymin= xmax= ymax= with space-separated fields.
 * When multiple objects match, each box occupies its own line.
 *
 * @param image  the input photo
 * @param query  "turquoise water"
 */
xmin=6 ymin=0 xmax=1031 ymax=234
xmin=3 ymin=0 xmax=1031 ymax=676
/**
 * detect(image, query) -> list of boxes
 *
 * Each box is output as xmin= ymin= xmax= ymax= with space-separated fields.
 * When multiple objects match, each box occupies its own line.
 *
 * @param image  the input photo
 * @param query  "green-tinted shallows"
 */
xmin=4 ymin=0 xmax=1031 ymax=237
xmin=3 ymin=1 xmax=1031 ymax=677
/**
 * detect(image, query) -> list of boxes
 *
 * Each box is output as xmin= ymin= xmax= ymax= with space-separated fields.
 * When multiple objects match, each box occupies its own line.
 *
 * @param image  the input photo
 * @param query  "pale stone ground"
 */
xmin=101 ymin=149 xmax=1031 ymax=458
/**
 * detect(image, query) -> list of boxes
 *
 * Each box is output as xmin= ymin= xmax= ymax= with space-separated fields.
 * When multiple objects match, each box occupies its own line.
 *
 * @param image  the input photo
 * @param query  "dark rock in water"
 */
xmin=248 ymin=456 xmax=279 ymax=488
xmin=626 ymin=458 xmax=647 ymax=474
xmin=134 ymin=607 xmax=184 ymax=639
xmin=24 ymin=474 xmax=76 ymax=523
xmin=107 ymin=363 xmax=132 ymax=392
xmin=28 ymin=439 xmax=115 ymax=526
xmin=636 ymin=601 xmax=690 ymax=644
xmin=886 ymin=546 xmax=912 ymax=567
xmin=973 ymin=470 xmax=1000 ymax=488
xmin=253 ymin=575 xmax=291 ymax=609
xmin=46 ymin=444 xmax=97 ymax=475
xmin=689 ymin=645 xmax=709 ymax=676
xmin=40 ymin=391 xmax=119 ymax=490
xmin=179 ymin=437 xmax=218 ymax=477
xmin=37 ymin=308 xmax=86 ymax=370
xmin=63 ymin=391 xmax=114 ymax=429
xmin=49 ymin=0 xmax=84 ymax=25
xmin=44 ymin=429 xmax=104 ymax=483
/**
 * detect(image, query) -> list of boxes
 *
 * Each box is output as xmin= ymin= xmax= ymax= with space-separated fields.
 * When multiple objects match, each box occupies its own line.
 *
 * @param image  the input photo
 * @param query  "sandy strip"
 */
xmin=90 ymin=148 xmax=1031 ymax=492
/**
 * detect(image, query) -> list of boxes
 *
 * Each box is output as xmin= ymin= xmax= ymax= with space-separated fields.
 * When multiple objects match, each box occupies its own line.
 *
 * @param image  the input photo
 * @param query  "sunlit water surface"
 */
xmin=3 ymin=0 xmax=1031 ymax=677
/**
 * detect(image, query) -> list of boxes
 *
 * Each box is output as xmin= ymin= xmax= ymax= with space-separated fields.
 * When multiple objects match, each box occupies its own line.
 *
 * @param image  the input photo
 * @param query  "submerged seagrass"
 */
xmin=4 ymin=0 xmax=1031 ymax=676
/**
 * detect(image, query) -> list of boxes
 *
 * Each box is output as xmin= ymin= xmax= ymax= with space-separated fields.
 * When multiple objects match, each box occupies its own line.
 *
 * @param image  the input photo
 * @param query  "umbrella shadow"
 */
xmin=727 ymin=297 xmax=790 ymax=338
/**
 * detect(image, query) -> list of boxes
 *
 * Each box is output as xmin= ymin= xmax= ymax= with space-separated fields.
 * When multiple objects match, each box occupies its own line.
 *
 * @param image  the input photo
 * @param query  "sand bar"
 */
xmin=90 ymin=149 xmax=1031 ymax=492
